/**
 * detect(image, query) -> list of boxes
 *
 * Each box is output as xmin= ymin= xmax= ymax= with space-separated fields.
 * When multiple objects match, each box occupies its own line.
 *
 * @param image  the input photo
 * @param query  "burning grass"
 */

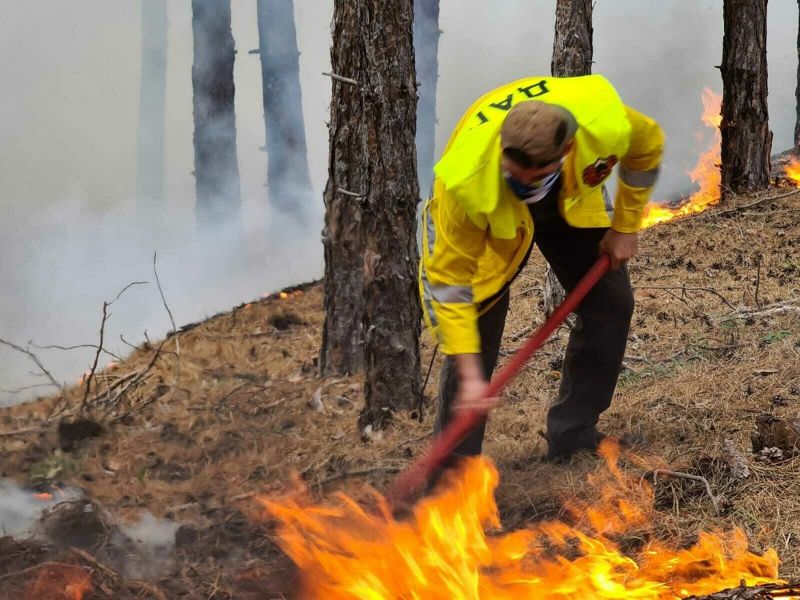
xmin=641 ymin=89 xmax=723 ymax=229
xmin=262 ymin=442 xmax=786 ymax=599
xmin=0 ymin=186 xmax=799 ymax=596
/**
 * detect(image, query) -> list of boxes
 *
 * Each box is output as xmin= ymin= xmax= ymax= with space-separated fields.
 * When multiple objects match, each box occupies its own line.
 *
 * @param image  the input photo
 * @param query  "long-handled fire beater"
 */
xmin=388 ymin=254 xmax=612 ymax=505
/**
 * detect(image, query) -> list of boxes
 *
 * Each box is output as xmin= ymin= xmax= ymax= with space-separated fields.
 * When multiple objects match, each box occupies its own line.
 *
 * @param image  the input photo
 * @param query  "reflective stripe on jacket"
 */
xmin=419 ymin=75 xmax=664 ymax=355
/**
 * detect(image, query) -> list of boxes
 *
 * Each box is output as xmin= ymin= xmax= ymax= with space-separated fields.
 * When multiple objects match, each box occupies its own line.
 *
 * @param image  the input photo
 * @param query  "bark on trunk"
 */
xmin=321 ymin=0 xmax=422 ymax=427
xmin=413 ymin=0 xmax=440 ymax=199
xmin=796 ymin=0 xmax=800 ymax=152
xmin=137 ymin=0 xmax=168 ymax=211
xmin=191 ymin=0 xmax=241 ymax=228
xmin=546 ymin=0 xmax=593 ymax=316
xmin=720 ymin=0 xmax=772 ymax=196
xmin=551 ymin=0 xmax=593 ymax=77
xmin=256 ymin=0 xmax=313 ymax=220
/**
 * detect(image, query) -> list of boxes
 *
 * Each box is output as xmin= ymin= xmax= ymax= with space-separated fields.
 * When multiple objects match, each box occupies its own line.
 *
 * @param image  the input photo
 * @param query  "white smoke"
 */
xmin=1 ymin=1 xmax=797 ymax=404
xmin=117 ymin=511 xmax=180 ymax=579
xmin=0 ymin=480 xmax=77 ymax=536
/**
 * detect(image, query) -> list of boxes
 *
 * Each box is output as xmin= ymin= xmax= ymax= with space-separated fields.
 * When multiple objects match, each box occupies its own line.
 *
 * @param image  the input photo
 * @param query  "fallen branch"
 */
xmin=0 ymin=427 xmax=42 ymax=438
xmin=634 ymin=284 xmax=737 ymax=311
xmin=231 ymin=491 xmax=257 ymax=501
xmin=710 ymin=188 xmax=800 ymax=219
xmin=646 ymin=469 xmax=720 ymax=514
xmin=108 ymin=340 xmax=166 ymax=421
xmin=718 ymin=299 xmax=800 ymax=323
xmin=0 ymin=562 xmax=87 ymax=584
xmin=71 ymin=547 xmax=168 ymax=600
xmin=684 ymin=581 xmax=800 ymax=599
xmin=316 ymin=466 xmax=402 ymax=488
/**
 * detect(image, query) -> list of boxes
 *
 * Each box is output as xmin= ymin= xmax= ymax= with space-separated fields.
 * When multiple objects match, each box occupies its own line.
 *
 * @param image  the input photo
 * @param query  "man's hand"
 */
xmin=453 ymin=354 xmax=498 ymax=413
xmin=599 ymin=229 xmax=639 ymax=270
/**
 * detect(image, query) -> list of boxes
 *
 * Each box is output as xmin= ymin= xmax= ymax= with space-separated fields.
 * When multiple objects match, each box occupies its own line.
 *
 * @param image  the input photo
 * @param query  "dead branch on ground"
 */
xmin=684 ymin=582 xmax=800 ymax=599
xmin=644 ymin=468 xmax=721 ymax=514
xmin=634 ymin=284 xmax=737 ymax=311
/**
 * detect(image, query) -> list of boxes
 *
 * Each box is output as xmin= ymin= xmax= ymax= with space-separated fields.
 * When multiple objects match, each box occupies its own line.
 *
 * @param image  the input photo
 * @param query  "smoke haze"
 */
xmin=1 ymin=1 xmax=797 ymax=404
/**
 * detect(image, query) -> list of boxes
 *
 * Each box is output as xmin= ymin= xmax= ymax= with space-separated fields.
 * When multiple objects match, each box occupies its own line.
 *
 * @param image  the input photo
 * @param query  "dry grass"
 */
xmin=0 ymin=188 xmax=799 ymax=594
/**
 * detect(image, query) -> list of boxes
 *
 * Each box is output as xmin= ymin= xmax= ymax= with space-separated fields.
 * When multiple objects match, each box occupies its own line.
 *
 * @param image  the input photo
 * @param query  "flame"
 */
xmin=784 ymin=158 xmax=800 ymax=185
xmin=25 ymin=564 xmax=91 ymax=600
xmin=262 ymin=442 xmax=787 ymax=599
xmin=279 ymin=290 xmax=304 ymax=300
xmin=34 ymin=492 xmax=54 ymax=501
xmin=641 ymin=89 xmax=722 ymax=229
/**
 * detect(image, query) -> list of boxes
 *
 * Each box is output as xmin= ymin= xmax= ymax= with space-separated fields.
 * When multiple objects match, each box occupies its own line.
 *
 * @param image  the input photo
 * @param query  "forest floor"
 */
xmin=1 ymin=185 xmax=799 ymax=599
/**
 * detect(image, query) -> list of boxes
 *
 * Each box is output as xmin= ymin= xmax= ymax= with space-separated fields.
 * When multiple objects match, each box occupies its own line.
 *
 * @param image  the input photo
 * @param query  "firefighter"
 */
xmin=419 ymin=75 xmax=664 ymax=464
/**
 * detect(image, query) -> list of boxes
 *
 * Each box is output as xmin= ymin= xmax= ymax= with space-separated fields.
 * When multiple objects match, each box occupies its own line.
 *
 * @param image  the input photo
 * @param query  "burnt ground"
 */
xmin=0 ymin=187 xmax=799 ymax=598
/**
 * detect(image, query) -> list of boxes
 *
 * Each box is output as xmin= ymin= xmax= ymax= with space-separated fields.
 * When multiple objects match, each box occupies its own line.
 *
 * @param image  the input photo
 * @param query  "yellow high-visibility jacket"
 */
xmin=419 ymin=75 xmax=664 ymax=355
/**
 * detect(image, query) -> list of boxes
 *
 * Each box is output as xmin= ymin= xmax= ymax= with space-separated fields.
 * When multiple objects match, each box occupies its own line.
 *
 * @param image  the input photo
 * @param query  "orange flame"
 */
xmin=641 ymin=89 xmax=722 ymax=229
xmin=25 ymin=564 xmax=91 ymax=600
xmin=279 ymin=290 xmax=304 ymax=300
xmin=262 ymin=442 xmax=785 ymax=599
xmin=784 ymin=158 xmax=800 ymax=185
xmin=34 ymin=492 xmax=54 ymax=501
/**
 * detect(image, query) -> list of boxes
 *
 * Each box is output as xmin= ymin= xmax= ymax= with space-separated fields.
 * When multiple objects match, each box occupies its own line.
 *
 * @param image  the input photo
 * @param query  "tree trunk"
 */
xmin=137 ymin=0 xmax=168 ymax=212
xmin=413 ymin=0 xmax=440 ymax=199
xmin=321 ymin=0 xmax=422 ymax=428
xmin=551 ymin=0 xmax=593 ymax=77
xmin=191 ymin=0 xmax=241 ymax=228
xmin=256 ymin=0 xmax=314 ymax=220
xmin=720 ymin=0 xmax=771 ymax=196
xmin=546 ymin=0 xmax=593 ymax=317
xmin=796 ymin=0 xmax=800 ymax=152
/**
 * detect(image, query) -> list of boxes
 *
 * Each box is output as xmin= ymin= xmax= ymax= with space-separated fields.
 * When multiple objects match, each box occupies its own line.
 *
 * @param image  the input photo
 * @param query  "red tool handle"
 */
xmin=388 ymin=254 xmax=611 ymax=504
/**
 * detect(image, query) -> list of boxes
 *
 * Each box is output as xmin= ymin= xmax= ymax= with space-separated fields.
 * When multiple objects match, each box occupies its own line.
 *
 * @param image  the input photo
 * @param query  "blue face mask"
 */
xmin=503 ymin=167 xmax=562 ymax=201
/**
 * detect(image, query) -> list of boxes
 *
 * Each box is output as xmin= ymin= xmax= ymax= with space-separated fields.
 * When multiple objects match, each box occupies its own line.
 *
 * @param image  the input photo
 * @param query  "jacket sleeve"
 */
xmin=612 ymin=105 xmax=665 ymax=233
xmin=419 ymin=184 xmax=486 ymax=355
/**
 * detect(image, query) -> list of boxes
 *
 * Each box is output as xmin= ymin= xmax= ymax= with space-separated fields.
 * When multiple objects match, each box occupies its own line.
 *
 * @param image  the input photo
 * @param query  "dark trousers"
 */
xmin=435 ymin=183 xmax=634 ymax=458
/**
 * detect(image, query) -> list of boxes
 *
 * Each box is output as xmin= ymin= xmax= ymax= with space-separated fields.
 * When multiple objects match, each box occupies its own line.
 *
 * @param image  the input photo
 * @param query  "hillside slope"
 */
xmin=1 ymin=187 xmax=798 ymax=598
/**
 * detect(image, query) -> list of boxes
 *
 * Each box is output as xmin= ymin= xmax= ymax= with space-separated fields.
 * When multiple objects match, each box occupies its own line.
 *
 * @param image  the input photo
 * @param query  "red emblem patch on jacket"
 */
xmin=582 ymin=155 xmax=618 ymax=187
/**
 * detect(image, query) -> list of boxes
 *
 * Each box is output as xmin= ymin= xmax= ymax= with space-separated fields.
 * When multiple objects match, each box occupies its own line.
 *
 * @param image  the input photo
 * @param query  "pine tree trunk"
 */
xmin=256 ymin=0 xmax=313 ymax=220
xmin=414 ymin=0 xmax=440 ymax=199
xmin=720 ymin=0 xmax=772 ymax=195
xmin=191 ymin=0 xmax=241 ymax=228
xmin=795 ymin=0 xmax=800 ymax=152
xmin=546 ymin=0 xmax=593 ymax=317
xmin=321 ymin=0 xmax=422 ymax=428
xmin=551 ymin=0 xmax=593 ymax=77
xmin=137 ymin=0 xmax=168 ymax=211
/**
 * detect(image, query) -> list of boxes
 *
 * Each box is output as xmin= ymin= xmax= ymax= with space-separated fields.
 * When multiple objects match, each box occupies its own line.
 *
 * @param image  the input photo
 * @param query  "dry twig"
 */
xmin=322 ymin=71 xmax=357 ymax=85
xmin=153 ymin=252 xmax=179 ymax=357
xmin=0 ymin=562 xmax=88 ymax=584
xmin=634 ymin=284 xmax=737 ymax=311
xmin=646 ymin=468 xmax=721 ymax=513
xmin=0 ymin=427 xmax=41 ymax=438
xmin=78 ymin=281 xmax=147 ymax=414
xmin=0 ymin=337 xmax=63 ymax=393
xmin=316 ymin=466 xmax=402 ymax=488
